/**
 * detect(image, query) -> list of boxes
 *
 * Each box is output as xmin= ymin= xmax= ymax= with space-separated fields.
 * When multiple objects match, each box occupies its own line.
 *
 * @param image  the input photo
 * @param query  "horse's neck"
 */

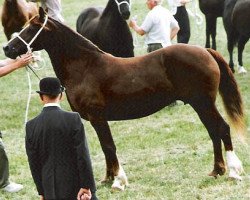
xmin=46 ymin=21 xmax=104 ymax=79
xmin=4 ymin=0 xmax=18 ymax=14
xmin=101 ymin=0 xmax=121 ymax=20
xmin=4 ymin=0 xmax=26 ymax=16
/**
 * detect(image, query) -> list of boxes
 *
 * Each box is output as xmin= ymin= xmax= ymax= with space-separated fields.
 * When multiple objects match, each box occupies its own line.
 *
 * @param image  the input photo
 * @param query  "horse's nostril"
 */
xmin=122 ymin=11 xmax=130 ymax=20
xmin=3 ymin=45 xmax=9 ymax=52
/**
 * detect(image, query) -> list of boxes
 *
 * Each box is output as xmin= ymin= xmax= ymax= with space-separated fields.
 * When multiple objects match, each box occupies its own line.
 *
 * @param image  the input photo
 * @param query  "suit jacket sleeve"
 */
xmin=25 ymin=122 xmax=44 ymax=195
xmin=73 ymin=113 xmax=96 ymax=192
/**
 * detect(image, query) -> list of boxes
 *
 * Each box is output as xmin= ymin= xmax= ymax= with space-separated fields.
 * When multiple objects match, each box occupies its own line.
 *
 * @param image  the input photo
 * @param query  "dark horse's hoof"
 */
xmin=208 ymin=165 xmax=226 ymax=178
xmin=230 ymin=67 xmax=235 ymax=74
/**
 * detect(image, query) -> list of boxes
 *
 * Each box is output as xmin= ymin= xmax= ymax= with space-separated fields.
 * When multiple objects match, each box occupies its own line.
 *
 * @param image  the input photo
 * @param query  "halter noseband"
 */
xmin=114 ymin=0 xmax=131 ymax=14
xmin=8 ymin=15 xmax=49 ymax=53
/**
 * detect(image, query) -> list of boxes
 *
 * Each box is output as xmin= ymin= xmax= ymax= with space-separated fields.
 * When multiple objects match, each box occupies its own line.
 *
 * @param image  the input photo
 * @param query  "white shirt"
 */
xmin=43 ymin=103 xmax=61 ymax=108
xmin=141 ymin=5 xmax=179 ymax=47
xmin=167 ymin=0 xmax=184 ymax=15
xmin=41 ymin=0 xmax=64 ymax=22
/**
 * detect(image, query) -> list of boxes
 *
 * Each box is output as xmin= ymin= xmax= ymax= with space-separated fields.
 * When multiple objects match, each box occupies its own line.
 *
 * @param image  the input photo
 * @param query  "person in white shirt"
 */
xmin=0 ymin=53 xmax=33 ymax=193
xmin=167 ymin=0 xmax=191 ymax=43
xmin=129 ymin=0 xmax=179 ymax=52
xmin=28 ymin=0 xmax=64 ymax=22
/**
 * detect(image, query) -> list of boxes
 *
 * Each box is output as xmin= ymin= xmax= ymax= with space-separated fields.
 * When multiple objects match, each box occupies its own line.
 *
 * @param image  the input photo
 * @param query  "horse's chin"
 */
xmin=121 ymin=12 xmax=130 ymax=20
xmin=4 ymin=51 xmax=20 ymax=60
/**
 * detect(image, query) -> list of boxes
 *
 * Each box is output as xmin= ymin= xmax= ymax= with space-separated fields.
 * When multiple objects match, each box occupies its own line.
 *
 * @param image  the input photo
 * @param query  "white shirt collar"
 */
xmin=44 ymin=103 xmax=61 ymax=108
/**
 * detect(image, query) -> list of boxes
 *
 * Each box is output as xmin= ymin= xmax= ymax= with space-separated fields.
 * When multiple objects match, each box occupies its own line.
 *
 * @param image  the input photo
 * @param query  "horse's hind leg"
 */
xmin=190 ymin=99 xmax=243 ymax=179
xmin=90 ymin=120 xmax=128 ymax=190
xmin=237 ymin=35 xmax=249 ymax=74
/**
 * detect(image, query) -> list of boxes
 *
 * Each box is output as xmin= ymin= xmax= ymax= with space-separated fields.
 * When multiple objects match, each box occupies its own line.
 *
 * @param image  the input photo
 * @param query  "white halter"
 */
xmin=114 ymin=0 xmax=131 ymax=14
xmin=8 ymin=15 xmax=49 ymax=53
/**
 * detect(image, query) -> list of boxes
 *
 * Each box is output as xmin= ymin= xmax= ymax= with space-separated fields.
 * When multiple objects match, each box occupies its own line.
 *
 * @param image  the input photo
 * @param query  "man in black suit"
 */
xmin=25 ymin=77 xmax=98 ymax=200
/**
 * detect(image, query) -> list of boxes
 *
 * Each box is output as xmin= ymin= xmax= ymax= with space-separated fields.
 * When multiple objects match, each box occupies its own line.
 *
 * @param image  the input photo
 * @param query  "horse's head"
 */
xmin=115 ymin=0 xmax=131 ymax=20
xmin=3 ymin=7 xmax=53 ymax=59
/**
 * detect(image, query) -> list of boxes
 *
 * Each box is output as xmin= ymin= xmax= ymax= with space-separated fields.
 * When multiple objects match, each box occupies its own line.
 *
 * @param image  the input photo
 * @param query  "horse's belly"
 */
xmin=104 ymin=92 xmax=172 ymax=121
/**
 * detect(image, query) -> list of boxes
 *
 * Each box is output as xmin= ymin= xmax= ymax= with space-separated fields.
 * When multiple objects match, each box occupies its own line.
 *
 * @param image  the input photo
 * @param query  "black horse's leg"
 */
xmin=90 ymin=120 xmax=128 ymax=190
xmin=227 ymin=34 xmax=235 ymax=73
xmin=190 ymin=99 xmax=226 ymax=177
xmin=237 ymin=35 xmax=249 ymax=73
xmin=205 ymin=15 xmax=211 ymax=48
xmin=205 ymin=15 xmax=217 ymax=49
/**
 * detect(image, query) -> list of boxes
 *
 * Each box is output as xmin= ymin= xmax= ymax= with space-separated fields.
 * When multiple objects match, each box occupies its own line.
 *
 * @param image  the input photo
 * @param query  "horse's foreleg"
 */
xmin=90 ymin=120 xmax=128 ymax=190
xmin=205 ymin=16 xmax=211 ymax=48
xmin=205 ymin=15 xmax=217 ymax=49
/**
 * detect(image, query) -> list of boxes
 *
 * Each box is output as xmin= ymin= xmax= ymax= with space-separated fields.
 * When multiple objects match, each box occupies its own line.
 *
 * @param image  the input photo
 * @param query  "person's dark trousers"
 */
xmin=147 ymin=43 xmax=163 ymax=53
xmin=174 ymin=6 xmax=190 ymax=44
xmin=0 ymin=131 xmax=10 ymax=189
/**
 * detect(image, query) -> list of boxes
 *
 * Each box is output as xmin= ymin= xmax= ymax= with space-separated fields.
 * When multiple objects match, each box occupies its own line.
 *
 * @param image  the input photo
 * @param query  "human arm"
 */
xmin=25 ymin=122 xmax=44 ymax=196
xmin=169 ymin=15 xmax=180 ymax=40
xmin=180 ymin=0 xmax=192 ymax=6
xmin=0 ymin=53 xmax=33 ymax=77
xmin=170 ymin=26 xmax=180 ymax=40
xmin=73 ymin=114 xmax=97 ymax=197
xmin=129 ymin=19 xmax=146 ymax=36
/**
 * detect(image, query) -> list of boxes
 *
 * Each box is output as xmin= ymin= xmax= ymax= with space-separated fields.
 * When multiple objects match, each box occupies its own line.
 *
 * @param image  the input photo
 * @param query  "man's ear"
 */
xmin=39 ymin=94 xmax=44 ymax=101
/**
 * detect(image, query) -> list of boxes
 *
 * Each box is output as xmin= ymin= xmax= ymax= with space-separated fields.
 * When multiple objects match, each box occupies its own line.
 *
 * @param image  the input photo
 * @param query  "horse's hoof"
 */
xmin=111 ymin=181 xmax=125 ymax=191
xmin=238 ymin=66 xmax=247 ymax=74
xmin=100 ymin=177 xmax=112 ymax=184
xmin=230 ymin=67 xmax=235 ymax=73
xmin=228 ymin=170 xmax=242 ymax=181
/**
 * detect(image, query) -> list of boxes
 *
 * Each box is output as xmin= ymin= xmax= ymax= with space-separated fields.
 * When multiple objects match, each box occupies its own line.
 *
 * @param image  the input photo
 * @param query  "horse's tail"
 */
xmin=207 ymin=48 xmax=246 ymax=137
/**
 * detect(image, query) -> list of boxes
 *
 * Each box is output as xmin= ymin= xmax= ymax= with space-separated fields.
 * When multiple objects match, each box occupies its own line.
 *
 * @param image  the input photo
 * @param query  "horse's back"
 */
xmin=160 ymin=45 xmax=221 ymax=97
xmin=76 ymin=7 xmax=103 ymax=35
xmin=232 ymin=0 xmax=250 ymax=36
xmin=199 ymin=0 xmax=225 ymax=16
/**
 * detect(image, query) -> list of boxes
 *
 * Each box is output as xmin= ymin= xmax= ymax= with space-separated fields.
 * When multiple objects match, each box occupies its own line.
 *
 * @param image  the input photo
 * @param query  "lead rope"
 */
xmin=9 ymin=15 xmax=49 ymax=124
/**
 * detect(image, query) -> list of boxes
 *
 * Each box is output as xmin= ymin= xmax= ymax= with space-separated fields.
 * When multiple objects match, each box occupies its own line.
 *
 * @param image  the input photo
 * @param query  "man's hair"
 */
xmin=154 ymin=0 xmax=162 ymax=5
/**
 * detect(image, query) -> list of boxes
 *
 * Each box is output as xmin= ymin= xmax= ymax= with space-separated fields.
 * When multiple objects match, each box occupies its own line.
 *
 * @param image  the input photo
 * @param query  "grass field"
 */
xmin=0 ymin=0 xmax=250 ymax=199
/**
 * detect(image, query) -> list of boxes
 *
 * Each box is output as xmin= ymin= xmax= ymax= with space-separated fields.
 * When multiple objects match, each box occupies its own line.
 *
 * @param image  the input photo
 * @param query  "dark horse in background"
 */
xmin=1 ymin=0 xmax=38 ymax=40
xmin=76 ymin=0 xmax=134 ymax=57
xmin=198 ymin=0 xmax=225 ymax=50
xmin=223 ymin=0 xmax=249 ymax=73
xmin=4 ymin=8 xmax=245 ymax=191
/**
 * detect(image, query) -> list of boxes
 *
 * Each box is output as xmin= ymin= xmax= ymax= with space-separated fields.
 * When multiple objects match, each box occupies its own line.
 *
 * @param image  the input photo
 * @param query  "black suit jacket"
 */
xmin=25 ymin=106 xmax=96 ymax=199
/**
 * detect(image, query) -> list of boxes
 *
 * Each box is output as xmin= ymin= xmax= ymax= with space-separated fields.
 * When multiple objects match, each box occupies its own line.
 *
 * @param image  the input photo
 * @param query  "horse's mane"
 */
xmin=46 ymin=17 xmax=105 ymax=55
xmin=101 ymin=0 xmax=118 ymax=18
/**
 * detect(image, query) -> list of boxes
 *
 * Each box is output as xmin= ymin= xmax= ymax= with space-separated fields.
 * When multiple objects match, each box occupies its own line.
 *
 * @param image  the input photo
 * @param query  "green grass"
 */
xmin=0 ymin=0 xmax=250 ymax=199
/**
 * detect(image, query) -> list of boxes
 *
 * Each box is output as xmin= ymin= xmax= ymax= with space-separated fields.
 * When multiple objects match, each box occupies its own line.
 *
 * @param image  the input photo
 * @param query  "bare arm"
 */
xmin=0 ymin=53 xmax=33 ymax=77
xmin=170 ymin=26 xmax=180 ymax=40
xmin=180 ymin=0 xmax=192 ymax=5
xmin=129 ymin=19 xmax=146 ymax=36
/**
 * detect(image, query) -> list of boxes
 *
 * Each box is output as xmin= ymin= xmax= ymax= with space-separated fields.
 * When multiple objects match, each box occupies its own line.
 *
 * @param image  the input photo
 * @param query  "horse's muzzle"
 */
xmin=3 ymin=45 xmax=18 ymax=59
xmin=122 ymin=11 xmax=130 ymax=20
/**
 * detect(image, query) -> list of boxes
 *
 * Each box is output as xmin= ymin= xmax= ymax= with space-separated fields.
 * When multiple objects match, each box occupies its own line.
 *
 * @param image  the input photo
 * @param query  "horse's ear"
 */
xmin=38 ymin=7 xmax=46 ymax=21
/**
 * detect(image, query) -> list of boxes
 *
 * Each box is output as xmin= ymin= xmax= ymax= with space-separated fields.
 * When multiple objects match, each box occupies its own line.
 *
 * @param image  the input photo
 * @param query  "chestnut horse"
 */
xmin=76 ymin=0 xmax=134 ymax=57
xmin=223 ymin=0 xmax=249 ymax=73
xmin=4 ymin=8 xmax=245 ymax=190
xmin=1 ymin=0 xmax=38 ymax=40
